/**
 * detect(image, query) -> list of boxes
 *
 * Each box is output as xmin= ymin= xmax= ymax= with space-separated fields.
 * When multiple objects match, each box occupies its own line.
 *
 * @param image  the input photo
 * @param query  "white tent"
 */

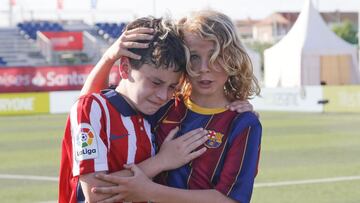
xmin=246 ymin=47 xmax=262 ymax=83
xmin=264 ymin=0 xmax=360 ymax=87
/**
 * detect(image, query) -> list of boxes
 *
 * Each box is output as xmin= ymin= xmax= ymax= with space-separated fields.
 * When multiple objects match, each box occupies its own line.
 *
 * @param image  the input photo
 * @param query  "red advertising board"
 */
xmin=42 ymin=31 xmax=83 ymax=51
xmin=0 ymin=65 xmax=120 ymax=93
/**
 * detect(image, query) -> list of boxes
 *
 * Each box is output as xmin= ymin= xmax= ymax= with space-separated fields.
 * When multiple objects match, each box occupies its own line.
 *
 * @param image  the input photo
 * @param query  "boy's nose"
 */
xmin=198 ymin=60 xmax=210 ymax=73
xmin=156 ymin=88 xmax=168 ymax=101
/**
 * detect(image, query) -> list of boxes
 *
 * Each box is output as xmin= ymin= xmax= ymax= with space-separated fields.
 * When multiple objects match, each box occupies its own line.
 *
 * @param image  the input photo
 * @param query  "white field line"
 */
xmin=254 ymin=175 xmax=360 ymax=188
xmin=0 ymin=174 xmax=57 ymax=181
xmin=1 ymin=174 xmax=360 ymax=188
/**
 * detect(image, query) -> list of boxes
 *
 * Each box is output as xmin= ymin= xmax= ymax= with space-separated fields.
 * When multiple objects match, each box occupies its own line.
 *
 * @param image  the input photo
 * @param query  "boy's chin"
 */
xmin=141 ymin=108 xmax=159 ymax=115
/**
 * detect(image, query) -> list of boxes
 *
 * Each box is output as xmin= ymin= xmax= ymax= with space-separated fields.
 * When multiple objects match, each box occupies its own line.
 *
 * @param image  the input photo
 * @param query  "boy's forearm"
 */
xmin=110 ymin=155 xmax=165 ymax=178
xmin=80 ymin=56 xmax=116 ymax=96
xmin=79 ymin=172 xmax=116 ymax=203
xmin=147 ymin=183 xmax=238 ymax=203
xmin=136 ymin=155 xmax=166 ymax=178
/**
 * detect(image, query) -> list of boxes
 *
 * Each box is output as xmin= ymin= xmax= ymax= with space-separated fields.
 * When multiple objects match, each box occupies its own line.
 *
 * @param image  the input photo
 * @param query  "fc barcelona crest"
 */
xmin=205 ymin=130 xmax=224 ymax=148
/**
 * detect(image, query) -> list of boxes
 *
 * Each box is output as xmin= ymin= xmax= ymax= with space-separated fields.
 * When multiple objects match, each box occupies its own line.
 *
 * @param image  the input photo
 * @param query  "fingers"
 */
xmin=121 ymin=50 xmax=141 ymax=60
xmin=128 ymin=164 xmax=139 ymax=175
xmin=188 ymin=147 xmax=207 ymax=160
xmin=164 ymin=127 xmax=179 ymax=142
xmin=123 ymin=33 xmax=153 ymax=42
xmin=92 ymin=185 xmax=122 ymax=194
xmin=118 ymin=42 xmax=147 ymax=59
xmin=97 ymin=194 xmax=124 ymax=203
xmin=125 ymin=27 xmax=154 ymax=35
xmin=227 ymin=100 xmax=254 ymax=113
xmin=95 ymin=173 xmax=124 ymax=185
xmin=178 ymin=128 xmax=205 ymax=142
xmin=182 ymin=128 xmax=208 ymax=144
xmin=121 ymin=28 xmax=154 ymax=43
xmin=111 ymin=27 xmax=154 ymax=60
xmin=119 ymin=41 xmax=149 ymax=50
xmin=184 ymin=135 xmax=208 ymax=154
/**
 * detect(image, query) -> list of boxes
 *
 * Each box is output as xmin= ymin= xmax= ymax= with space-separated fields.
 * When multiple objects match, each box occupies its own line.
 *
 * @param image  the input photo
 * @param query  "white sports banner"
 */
xmin=251 ymin=86 xmax=323 ymax=112
xmin=50 ymin=91 xmax=80 ymax=113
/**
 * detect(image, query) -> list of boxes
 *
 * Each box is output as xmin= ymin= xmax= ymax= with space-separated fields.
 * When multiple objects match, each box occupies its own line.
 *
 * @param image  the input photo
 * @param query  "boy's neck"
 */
xmin=115 ymin=83 xmax=137 ymax=111
xmin=189 ymin=94 xmax=229 ymax=109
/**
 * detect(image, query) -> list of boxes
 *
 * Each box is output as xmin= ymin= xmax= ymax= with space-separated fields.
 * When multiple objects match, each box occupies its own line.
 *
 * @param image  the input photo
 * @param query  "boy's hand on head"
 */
xmin=156 ymin=127 xmax=208 ymax=171
xmin=103 ymin=27 xmax=154 ymax=62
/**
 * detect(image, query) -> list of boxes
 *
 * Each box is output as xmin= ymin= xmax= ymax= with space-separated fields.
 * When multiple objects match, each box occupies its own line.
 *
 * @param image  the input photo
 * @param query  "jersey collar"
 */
xmin=102 ymin=89 xmax=138 ymax=116
xmin=184 ymin=98 xmax=227 ymax=115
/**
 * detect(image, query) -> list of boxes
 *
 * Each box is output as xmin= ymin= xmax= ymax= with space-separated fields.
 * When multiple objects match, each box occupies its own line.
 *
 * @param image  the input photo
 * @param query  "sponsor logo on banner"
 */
xmin=251 ymin=87 xmax=323 ymax=112
xmin=32 ymin=72 xmax=47 ymax=86
xmin=75 ymin=123 xmax=99 ymax=161
xmin=0 ymin=66 xmax=121 ymax=92
xmin=42 ymin=31 xmax=83 ymax=51
xmin=0 ymin=92 xmax=49 ymax=115
xmin=323 ymin=86 xmax=360 ymax=113
xmin=0 ymin=97 xmax=34 ymax=111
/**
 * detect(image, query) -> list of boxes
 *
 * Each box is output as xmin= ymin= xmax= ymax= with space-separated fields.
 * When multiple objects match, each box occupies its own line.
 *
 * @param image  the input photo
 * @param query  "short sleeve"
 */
xmin=69 ymin=95 xmax=109 ymax=176
xmin=215 ymin=113 xmax=262 ymax=203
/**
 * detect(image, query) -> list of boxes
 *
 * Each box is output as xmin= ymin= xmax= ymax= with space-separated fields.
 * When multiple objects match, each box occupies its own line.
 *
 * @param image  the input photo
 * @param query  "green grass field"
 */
xmin=1 ymin=112 xmax=360 ymax=203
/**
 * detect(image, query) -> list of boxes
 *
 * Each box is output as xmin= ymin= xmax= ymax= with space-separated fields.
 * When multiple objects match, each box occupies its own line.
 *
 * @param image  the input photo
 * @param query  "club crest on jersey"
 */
xmin=205 ymin=130 xmax=224 ymax=148
xmin=75 ymin=123 xmax=99 ymax=161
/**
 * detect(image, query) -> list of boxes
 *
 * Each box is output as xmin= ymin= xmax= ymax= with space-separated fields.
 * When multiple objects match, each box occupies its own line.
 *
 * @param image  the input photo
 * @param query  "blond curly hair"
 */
xmin=177 ymin=10 xmax=260 ymax=101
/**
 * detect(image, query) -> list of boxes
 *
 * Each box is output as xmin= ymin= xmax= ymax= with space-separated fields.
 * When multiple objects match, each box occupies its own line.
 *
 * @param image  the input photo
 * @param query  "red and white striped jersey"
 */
xmin=59 ymin=90 xmax=155 ymax=203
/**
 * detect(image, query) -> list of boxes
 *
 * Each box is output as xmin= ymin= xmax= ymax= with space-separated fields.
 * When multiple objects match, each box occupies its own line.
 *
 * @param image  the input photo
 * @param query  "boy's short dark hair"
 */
xmin=125 ymin=17 xmax=186 ymax=72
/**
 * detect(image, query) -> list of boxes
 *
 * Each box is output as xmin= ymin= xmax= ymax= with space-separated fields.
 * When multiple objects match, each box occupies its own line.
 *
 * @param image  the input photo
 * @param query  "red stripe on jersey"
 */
xmin=107 ymin=104 xmax=129 ymax=170
xmin=131 ymin=116 xmax=152 ymax=164
xmin=187 ymin=112 xmax=237 ymax=189
xmin=59 ymin=116 xmax=78 ymax=203
xmin=216 ymin=128 xmax=250 ymax=195
xmin=156 ymin=99 xmax=186 ymax=146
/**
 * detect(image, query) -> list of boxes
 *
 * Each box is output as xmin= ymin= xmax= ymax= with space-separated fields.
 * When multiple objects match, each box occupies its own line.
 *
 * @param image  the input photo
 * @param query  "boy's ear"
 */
xmin=119 ymin=57 xmax=130 ymax=79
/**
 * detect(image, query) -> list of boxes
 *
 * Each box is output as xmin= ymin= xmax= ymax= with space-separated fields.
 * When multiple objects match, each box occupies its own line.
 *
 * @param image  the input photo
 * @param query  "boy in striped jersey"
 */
xmin=59 ymin=16 xmax=208 ymax=203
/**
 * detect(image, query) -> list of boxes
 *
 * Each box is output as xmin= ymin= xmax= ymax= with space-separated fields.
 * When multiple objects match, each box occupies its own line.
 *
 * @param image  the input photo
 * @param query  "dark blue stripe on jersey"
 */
xmin=102 ymin=89 xmax=137 ymax=116
xmin=167 ymin=165 xmax=191 ymax=189
xmin=228 ymin=112 xmax=261 ymax=203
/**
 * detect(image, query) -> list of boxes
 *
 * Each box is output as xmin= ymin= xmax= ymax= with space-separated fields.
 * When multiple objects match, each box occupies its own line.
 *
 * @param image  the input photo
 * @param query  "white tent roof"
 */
xmin=246 ymin=47 xmax=262 ymax=83
xmin=264 ymin=0 xmax=359 ymax=87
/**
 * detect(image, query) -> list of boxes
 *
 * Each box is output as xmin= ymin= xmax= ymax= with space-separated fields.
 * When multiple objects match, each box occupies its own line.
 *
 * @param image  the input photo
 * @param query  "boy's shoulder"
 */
xmin=77 ymin=92 xmax=107 ymax=104
xmin=233 ymin=111 xmax=261 ymax=128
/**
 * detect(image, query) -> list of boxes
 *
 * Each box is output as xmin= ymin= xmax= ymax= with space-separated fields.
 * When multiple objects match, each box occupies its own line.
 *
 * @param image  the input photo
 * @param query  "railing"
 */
xmin=36 ymin=31 xmax=54 ymax=63
xmin=83 ymin=31 xmax=101 ymax=63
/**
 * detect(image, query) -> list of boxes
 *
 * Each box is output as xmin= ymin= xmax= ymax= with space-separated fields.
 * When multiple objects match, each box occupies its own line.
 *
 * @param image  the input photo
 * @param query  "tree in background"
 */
xmin=332 ymin=20 xmax=358 ymax=45
xmin=246 ymin=41 xmax=273 ymax=73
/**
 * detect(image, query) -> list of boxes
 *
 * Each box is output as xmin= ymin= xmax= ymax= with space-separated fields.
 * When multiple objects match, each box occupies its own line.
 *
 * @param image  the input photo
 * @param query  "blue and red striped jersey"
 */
xmin=155 ymin=98 xmax=262 ymax=203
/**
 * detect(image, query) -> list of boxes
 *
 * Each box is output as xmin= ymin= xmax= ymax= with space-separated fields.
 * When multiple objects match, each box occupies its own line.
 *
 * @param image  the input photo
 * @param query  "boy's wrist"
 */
xmin=101 ymin=53 xmax=118 ymax=64
xmin=146 ymin=181 xmax=162 ymax=202
xmin=138 ymin=155 xmax=167 ymax=178
xmin=151 ymin=154 xmax=168 ymax=173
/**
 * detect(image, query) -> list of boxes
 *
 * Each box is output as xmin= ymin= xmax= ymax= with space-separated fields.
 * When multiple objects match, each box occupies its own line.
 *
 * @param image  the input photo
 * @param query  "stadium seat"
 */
xmin=17 ymin=21 xmax=65 ymax=40
xmin=0 ymin=57 xmax=7 ymax=66
xmin=94 ymin=22 xmax=127 ymax=42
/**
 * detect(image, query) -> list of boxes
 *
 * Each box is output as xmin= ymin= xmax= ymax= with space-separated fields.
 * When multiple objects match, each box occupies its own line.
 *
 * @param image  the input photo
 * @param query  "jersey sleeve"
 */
xmin=214 ymin=112 xmax=262 ymax=203
xmin=68 ymin=94 xmax=110 ymax=176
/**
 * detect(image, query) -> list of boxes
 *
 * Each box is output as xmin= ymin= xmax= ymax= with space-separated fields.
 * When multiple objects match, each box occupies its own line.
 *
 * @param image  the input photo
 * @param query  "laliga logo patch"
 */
xmin=205 ymin=130 xmax=224 ymax=148
xmin=75 ymin=123 xmax=99 ymax=161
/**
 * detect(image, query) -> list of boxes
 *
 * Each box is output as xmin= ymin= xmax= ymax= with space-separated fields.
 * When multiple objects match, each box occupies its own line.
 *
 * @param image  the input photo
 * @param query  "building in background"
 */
xmin=236 ymin=11 xmax=358 ymax=43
